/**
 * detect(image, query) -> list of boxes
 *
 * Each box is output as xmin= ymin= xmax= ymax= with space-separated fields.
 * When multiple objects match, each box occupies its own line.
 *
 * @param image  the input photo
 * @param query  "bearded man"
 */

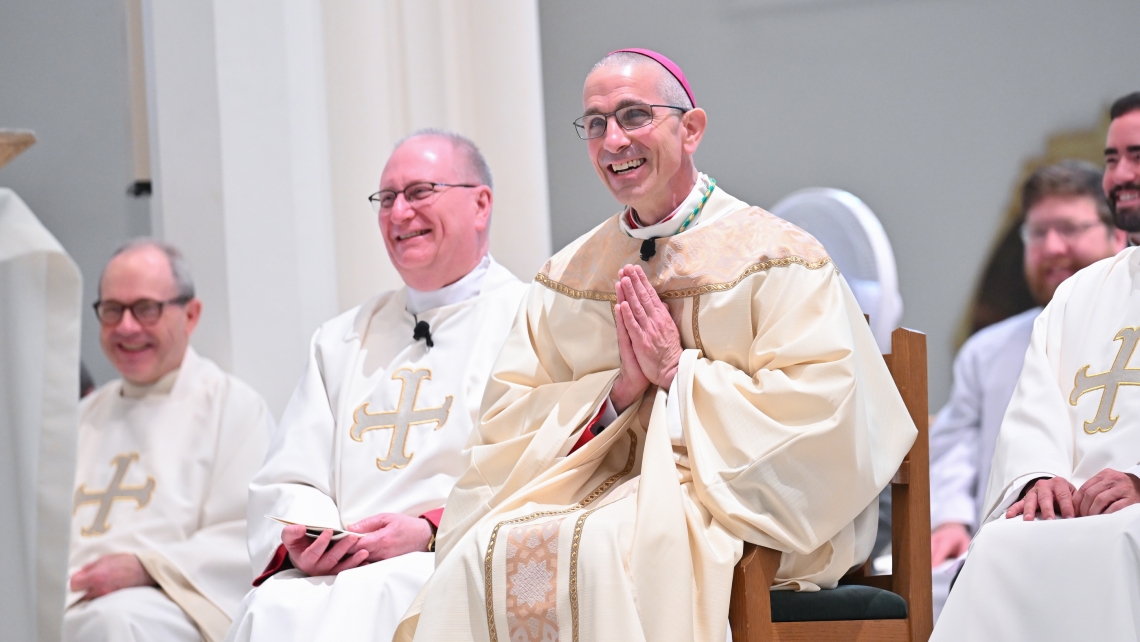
xmin=927 ymin=161 xmax=1126 ymax=615
xmin=395 ymin=49 xmax=916 ymax=642
xmin=224 ymin=130 xmax=527 ymax=642
xmin=932 ymin=92 xmax=1140 ymax=641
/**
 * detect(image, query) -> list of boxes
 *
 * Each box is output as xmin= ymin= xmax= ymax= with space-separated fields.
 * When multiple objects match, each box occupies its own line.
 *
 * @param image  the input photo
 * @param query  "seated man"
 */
xmin=66 ymin=240 xmax=272 ymax=642
xmin=928 ymin=161 xmax=1125 ymax=608
xmin=226 ymin=130 xmax=528 ymax=642
xmin=395 ymin=49 xmax=916 ymax=642
xmin=932 ymin=92 xmax=1140 ymax=641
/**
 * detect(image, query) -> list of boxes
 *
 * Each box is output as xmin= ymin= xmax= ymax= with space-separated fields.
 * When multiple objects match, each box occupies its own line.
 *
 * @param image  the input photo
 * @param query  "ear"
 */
xmin=473 ymin=185 xmax=493 ymax=233
xmin=680 ymin=107 xmax=707 ymax=155
xmin=183 ymin=298 xmax=202 ymax=335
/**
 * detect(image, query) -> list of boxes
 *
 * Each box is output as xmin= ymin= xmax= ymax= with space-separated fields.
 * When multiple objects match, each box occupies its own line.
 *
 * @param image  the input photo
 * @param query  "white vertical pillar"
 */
xmin=142 ymin=0 xmax=338 ymax=416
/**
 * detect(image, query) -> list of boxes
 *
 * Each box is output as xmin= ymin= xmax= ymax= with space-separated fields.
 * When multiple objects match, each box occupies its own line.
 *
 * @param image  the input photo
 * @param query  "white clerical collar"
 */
xmin=620 ymin=173 xmax=712 ymax=240
xmin=121 ymin=366 xmax=180 ymax=399
xmin=405 ymin=254 xmax=491 ymax=316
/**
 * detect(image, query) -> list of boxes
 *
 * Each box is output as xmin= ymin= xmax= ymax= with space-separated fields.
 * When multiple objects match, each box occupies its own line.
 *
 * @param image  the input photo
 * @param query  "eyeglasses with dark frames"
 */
xmin=367 ymin=182 xmax=480 ymax=213
xmin=572 ymin=104 xmax=689 ymax=140
xmin=93 ymin=296 xmax=193 ymax=326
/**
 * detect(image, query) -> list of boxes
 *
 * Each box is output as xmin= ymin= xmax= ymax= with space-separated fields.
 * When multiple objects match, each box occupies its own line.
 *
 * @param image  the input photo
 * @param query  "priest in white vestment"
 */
xmin=225 ymin=130 xmax=527 ymax=642
xmin=933 ymin=93 xmax=1140 ymax=641
xmin=927 ymin=161 xmax=1126 ymax=617
xmin=0 ymin=182 xmax=82 ymax=642
xmin=65 ymin=240 xmax=273 ymax=642
xmin=395 ymin=49 xmax=916 ymax=642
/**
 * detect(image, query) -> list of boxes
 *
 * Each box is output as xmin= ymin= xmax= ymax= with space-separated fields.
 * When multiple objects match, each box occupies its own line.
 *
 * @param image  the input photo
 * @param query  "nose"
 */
xmin=114 ymin=308 xmax=144 ymax=333
xmin=1039 ymin=228 xmax=1068 ymax=255
xmin=602 ymin=114 xmax=631 ymax=153
xmin=388 ymin=194 xmax=416 ymax=224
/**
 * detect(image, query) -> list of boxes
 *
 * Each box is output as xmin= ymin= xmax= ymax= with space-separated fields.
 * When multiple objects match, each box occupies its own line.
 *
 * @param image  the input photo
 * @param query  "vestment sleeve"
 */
xmin=245 ymin=329 xmax=343 ymax=572
xmin=928 ymin=341 xmax=984 ymax=531
xmin=675 ymin=264 xmax=916 ymax=559
xmin=982 ymin=297 xmax=1075 ymax=523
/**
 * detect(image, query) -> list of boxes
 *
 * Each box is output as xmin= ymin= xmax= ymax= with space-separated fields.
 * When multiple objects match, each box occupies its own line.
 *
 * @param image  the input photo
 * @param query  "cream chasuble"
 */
xmin=934 ymin=247 xmax=1140 ymax=642
xmin=396 ymin=186 xmax=917 ymax=642
xmin=66 ymin=347 xmax=272 ymax=642
xmin=227 ymin=258 xmax=526 ymax=642
xmin=0 ymin=188 xmax=82 ymax=642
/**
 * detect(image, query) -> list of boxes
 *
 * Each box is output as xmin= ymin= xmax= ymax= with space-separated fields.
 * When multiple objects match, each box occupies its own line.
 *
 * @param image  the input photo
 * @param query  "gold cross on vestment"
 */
xmin=350 ymin=368 xmax=452 ymax=470
xmin=1071 ymin=326 xmax=1140 ymax=434
xmin=73 ymin=452 xmax=156 ymax=536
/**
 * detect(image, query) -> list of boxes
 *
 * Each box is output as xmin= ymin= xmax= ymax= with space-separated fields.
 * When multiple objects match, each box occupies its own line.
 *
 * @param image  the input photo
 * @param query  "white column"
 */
xmin=323 ymin=0 xmax=552 ymax=308
xmin=142 ymin=0 xmax=338 ymax=416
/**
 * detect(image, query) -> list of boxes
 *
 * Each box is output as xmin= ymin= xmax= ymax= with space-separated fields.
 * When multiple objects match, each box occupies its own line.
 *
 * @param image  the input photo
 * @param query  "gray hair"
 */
xmin=394 ymin=128 xmax=494 ymax=189
xmin=98 ymin=238 xmax=195 ymax=300
xmin=589 ymin=51 xmax=694 ymax=111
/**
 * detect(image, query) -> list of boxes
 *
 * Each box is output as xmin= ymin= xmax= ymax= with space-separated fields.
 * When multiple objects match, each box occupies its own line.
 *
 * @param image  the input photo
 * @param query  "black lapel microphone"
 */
xmin=640 ymin=238 xmax=657 ymax=262
xmin=413 ymin=316 xmax=434 ymax=348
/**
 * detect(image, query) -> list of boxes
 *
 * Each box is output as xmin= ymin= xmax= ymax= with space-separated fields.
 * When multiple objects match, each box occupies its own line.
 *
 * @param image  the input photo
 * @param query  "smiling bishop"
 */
xmin=225 ymin=130 xmax=528 ymax=642
xmin=394 ymin=50 xmax=916 ymax=642
xmin=932 ymin=92 xmax=1140 ymax=642
xmin=66 ymin=240 xmax=273 ymax=642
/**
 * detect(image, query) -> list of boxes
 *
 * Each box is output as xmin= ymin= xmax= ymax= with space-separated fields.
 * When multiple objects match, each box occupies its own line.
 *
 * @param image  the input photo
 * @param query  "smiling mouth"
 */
xmin=397 ymin=229 xmax=431 ymax=241
xmin=610 ymin=159 xmax=645 ymax=174
xmin=117 ymin=343 xmax=152 ymax=353
xmin=1115 ymin=188 xmax=1140 ymax=208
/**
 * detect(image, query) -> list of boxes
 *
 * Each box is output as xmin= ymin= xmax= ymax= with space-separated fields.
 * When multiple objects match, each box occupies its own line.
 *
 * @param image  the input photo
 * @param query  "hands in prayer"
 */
xmin=1006 ymin=469 xmax=1140 ymax=520
xmin=610 ymin=264 xmax=682 ymax=413
xmin=70 ymin=553 xmax=156 ymax=600
xmin=283 ymin=513 xmax=434 ymax=577
xmin=930 ymin=522 xmax=971 ymax=567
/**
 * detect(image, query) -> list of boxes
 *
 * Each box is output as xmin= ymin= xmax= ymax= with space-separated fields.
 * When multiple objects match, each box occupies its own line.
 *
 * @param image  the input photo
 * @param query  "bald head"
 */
xmin=393 ymin=129 xmax=493 ymax=189
xmin=589 ymin=52 xmax=693 ymax=110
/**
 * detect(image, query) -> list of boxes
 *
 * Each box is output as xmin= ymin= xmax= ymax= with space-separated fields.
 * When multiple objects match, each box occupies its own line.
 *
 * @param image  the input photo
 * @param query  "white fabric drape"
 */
xmin=0 ymin=188 xmax=83 ymax=642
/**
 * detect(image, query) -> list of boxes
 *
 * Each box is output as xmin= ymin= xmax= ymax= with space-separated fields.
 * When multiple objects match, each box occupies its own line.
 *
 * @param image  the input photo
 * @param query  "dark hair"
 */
xmin=1020 ymin=160 xmax=1113 ymax=228
xmin=1110 ymin=92 xmax=1140 ymax=121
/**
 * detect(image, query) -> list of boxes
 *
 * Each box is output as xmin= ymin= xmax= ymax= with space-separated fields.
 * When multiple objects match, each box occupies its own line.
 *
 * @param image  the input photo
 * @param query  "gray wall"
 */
xmin=538 ymin=0 xmax=1140 ymax=408
xmin=0 ymin=0 xmax=146 ymax=388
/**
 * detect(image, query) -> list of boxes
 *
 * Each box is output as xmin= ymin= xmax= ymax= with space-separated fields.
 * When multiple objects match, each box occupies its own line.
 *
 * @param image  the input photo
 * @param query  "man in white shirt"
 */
xmin=932 ymin=91 xmax=1140 ymax=641
xmin=928 ymin=162 xmax=1126 ymax=611
xmin=65 ymin=240 xmax=273 ymax=642
xmin=225 ymin=130 xmax=528 ymax=642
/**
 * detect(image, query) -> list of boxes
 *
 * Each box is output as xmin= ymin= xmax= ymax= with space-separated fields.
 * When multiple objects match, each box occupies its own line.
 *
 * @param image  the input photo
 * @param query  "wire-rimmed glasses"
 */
xmin=572 ymin=104 xmax=689 ymax=140
xmin=368 ymin=182 xmax=479 ymax=213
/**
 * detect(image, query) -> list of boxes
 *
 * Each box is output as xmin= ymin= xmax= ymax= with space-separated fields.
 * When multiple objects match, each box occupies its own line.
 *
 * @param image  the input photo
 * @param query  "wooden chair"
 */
xmin=729 ymin=327 xmax=933 ymax=642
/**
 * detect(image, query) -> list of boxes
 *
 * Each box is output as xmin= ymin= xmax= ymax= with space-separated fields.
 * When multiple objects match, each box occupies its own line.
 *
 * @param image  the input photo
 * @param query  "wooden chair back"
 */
xmin=728 ymin=327 xmax=933 ymax=642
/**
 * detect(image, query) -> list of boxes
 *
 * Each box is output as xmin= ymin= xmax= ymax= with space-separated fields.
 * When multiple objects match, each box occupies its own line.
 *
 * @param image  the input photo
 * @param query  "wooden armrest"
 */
xmin=729 ymin=543 xmax=782 ymax=642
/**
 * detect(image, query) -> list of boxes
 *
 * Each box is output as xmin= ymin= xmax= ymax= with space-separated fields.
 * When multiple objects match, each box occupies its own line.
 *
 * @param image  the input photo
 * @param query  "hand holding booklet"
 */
xmin=267 ymin=515 xmax=365 ymax=541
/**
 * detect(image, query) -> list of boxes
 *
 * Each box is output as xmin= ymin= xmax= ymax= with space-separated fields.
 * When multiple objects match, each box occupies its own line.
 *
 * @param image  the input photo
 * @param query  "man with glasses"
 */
xmin=933 ymin=93 xmax=1140 ymax=641
xmin=927 ymin=161 xmax=1125 ymax=617
xmin=225 ymin=130 xmax=527 ymax=642
xmin=65 ymin=239 xmax=272 ymax=642
xmin=395 ymin=49 xmax=915 ymax=642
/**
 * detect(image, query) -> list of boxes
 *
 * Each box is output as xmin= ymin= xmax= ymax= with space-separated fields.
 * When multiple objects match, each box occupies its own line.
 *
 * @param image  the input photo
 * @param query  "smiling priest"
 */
xmin=931 ymin=93 xmax=1140 ymax=642
xmin=66 ymin=241 xmax=273 ymax=642
xmin=394 ymin=50 xmax=917 ymax=642
xmin=224 ymin=130 xmax=528 ymax=642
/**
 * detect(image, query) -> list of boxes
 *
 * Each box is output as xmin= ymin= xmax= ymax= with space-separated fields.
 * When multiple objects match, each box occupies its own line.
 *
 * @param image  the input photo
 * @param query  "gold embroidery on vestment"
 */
xmin=692 ymin=294 xmax=703 ymax=353
xmin=535 ymin=256 xmax=832 ymax=302
xmin=73 ymin=452 xmax=155 ymax=536
xmin=484 ymin=431 xmax=638 ymax=642
xmin=1070 ymin=326 xmax=1140 ymax=433
xmin=350 ymin=368 xmax=452 ymax=470
xmin=505 ymin=519 xmax=563 ymax=641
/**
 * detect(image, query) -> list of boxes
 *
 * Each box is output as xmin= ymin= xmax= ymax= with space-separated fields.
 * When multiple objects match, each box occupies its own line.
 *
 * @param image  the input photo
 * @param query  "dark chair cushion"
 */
xmin=770 ymin=585 xmax=908 ymax=622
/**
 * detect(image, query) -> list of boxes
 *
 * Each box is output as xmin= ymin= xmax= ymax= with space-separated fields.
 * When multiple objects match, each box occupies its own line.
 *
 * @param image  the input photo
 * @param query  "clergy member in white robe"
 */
xmin=226 ymin=130 xmax=527 ymax=642
xmin=66 ymin=240 xmax=272 ymax=642
xmin=395 ymin=49 xmax=916 ymax=642
xmin=933 ymin=93 xmax=1140 ymax=642
xmin=0 ymin=182 xmax=82 ymax=642
xmin=927 ymin=160 xmax=1125 ymax=617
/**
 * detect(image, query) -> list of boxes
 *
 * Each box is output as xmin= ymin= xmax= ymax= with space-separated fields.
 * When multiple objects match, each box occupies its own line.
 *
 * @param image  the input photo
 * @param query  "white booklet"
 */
xmin=267 ymin=515 xmax=365 ymax=541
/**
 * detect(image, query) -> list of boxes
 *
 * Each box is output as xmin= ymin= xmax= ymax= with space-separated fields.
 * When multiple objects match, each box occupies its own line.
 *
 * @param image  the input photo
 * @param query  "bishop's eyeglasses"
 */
xmin=573 ymin=103 xmax=689 ymax=140
xmin=93 ymin=296 xmax=192 ymax=326
xmin=368 ymin=182 xmax=479 ymax=213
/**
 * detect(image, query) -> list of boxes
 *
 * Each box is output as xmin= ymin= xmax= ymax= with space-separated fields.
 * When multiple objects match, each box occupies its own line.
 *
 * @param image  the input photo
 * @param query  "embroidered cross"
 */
xmin=1070 ymin=326 xmax=1140 ymax=434
xmin=73 ymin=453 xmax=156 ymax=536
xmin=350 ymin=368 xmax=452 ymax=470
